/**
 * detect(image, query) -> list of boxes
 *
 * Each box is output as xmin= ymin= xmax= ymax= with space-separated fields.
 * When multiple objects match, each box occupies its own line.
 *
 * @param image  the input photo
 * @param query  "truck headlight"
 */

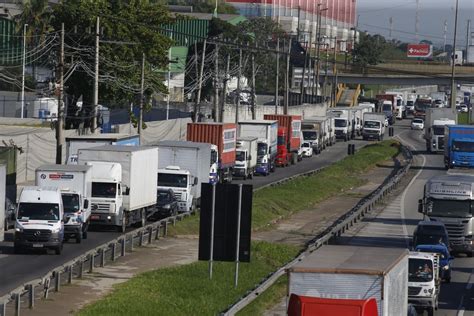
xmin=15 ymin=227 xmax=23 ymax=233
xmin=442 ymin=265 xmax=450 ymax=270
xmin=51 ymin=227 xmax=61 ymax=234
xmin=428 ymin=288 xmax=433 ymax=294
xmin=163 ymin=204 xmax=170 ymax=209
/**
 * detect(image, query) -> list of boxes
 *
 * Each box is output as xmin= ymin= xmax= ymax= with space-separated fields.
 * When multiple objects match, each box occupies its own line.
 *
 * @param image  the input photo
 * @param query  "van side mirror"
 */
xmin=84 ymin=199 xmax=89 ymax=209
xmin=123 ymin=187 xmax=130 ymax=195
xmin=248 ymin=155 xmax=252 ymax=161
xmin=418 ymin=199 xmax=423 ymax=213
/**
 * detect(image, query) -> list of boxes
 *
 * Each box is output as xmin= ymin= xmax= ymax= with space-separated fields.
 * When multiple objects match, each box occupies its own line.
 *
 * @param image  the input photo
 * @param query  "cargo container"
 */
xmin=234 ymin=137 xmax=258 ymax=179
xmin=287 ymin=295 xmax=378 ymax=316
xmin=302 ymin=118 xmax=324 ymax=154
xmin=77 ymin=146 xmax=158 ymax=232
xmin=156 ymin=141 xmax=211 ymax=212
xmin=238 ymin=120 xmax=278 ymax=176
xmin=264 ymin=114 xmax=301 ymax=166
xmin=66 ymin=134 xmax=140 ymax=165
xmin=424 ymin=108 xmax=457 ymax=153
xmin=35 ymin=165 xmax=92 ymax=243
xmin=287 ymin=245 xmax=408 ymax=316
xmin=444 ymin=125 xmax=474 ymax=169
xmin=187 ymin=122 xmax=236 ymax=183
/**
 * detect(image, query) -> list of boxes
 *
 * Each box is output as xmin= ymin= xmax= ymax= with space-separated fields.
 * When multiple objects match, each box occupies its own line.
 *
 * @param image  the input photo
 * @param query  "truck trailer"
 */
xmin=234 ymin=137 xmax=258 ymax=179
xmin=264 ymin=114 xmax=302 ymax=166
xmin=287 ymin=245 xmax=408 ymax=316
xmin=444 ymin=125 xmax=474 ymax=169
xmin=424 ymin=108 xmax=457 ymax=153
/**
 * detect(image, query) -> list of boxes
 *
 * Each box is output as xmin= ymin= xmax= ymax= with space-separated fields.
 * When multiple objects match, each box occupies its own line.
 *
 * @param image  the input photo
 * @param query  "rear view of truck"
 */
xmin=264 ymin=114 xmax=302 ymax=166
xmin=424 ymin=108 xmax=457 ymax=153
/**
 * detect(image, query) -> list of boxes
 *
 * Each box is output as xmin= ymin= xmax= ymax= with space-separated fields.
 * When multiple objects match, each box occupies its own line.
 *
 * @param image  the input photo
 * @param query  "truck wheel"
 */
xmin=427 ymin=307 xmax=434 ymax=316
xmin=291 ymin=153 xmax=298 ymax=165
xmin=54 ymin=244 xmax=63 ymax=255
xmin=13 ymin=244 xmax=23 ymax=254
xmin=467 ymin=251 xmax=473 ymax=258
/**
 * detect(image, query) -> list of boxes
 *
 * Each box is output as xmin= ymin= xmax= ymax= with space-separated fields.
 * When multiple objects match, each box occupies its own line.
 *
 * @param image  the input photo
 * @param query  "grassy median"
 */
xmin=169 ymin=140 xmax=400 ymax=236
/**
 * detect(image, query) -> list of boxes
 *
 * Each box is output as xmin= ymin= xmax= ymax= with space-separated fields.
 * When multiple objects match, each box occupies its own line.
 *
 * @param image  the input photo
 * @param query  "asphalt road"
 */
xmin=338 ymin=119 xmax=474 ymax=315
xmin=0 ymin=128 xmax=397 ymax=297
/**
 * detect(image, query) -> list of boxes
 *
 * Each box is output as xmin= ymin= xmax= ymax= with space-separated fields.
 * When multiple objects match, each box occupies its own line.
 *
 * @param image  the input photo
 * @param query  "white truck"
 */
xmin=77 ymin=146 xmax=158 ymax=232
xmin=302 ymin=118 xmax=324 ymax=154
xmin=408 ymin=251 xmax=441 ymax=315
xmin=13 ymin=186 xmax=64 ymax=254
xmin=238 ymin=120 xmax=278 ymax=176
xmin=424 ymin=108 xmax=457 ymax=153
xmin=35 ymin=165 xmax=92 ymax=243
xmin=362 ymin=113 xmax=386 ymax=141
xmin=287 ymin=245 xmax=408 ymax=316
xmin=329 ymin=108 xmax=355 ymax=141
xmin=156 ymin=141 xmax=211 ymax=212
xmin=234 ymin=137 xmax=258 ymax=179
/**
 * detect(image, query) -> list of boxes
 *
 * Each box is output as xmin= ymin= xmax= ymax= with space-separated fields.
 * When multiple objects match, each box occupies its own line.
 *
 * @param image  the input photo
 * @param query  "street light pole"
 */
xmin=450 ymin=0 xmax=459 ymax=109
xmin=21 ymin=23 xmax=27 ymax=119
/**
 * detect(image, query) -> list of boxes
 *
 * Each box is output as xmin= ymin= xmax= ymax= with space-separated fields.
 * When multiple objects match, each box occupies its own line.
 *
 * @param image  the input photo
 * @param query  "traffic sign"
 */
xmin=407 ymin=44 xmax=433 ymax=58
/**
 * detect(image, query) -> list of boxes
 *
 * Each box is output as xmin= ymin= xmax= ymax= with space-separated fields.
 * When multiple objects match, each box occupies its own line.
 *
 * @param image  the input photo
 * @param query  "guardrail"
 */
xmin=222 ymin=145 xmax=413 ymax=315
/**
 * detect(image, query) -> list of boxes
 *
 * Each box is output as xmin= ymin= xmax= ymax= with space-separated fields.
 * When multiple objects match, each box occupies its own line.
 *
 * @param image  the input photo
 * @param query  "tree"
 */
xmin=15 ymin=0 xmax=52 ymax=45
xmin=353 ymin=33 xmax=384 ymax=68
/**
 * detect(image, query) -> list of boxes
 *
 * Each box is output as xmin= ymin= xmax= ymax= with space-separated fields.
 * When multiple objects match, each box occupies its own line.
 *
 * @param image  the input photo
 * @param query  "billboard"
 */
xmin=407 ymin=44 xmax=433 ymax=58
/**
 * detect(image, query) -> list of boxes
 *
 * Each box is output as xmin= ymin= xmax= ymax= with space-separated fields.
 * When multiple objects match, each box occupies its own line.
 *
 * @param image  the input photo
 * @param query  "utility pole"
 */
xmin=214 ymin=42 xmax=219 ymax=122
xmin=443 ymin=20 xmax=448 ymax=52
xmin=56 ymin=23 xmax=65 ymax=164
xmin=220 ymin=54 xmax=230 ymax=123
xmin=194 ymin=42 xmax=199 ymax=121
xmin=275 ymin=38 xmax=280 ymax=114
xmin=92 ymin=16 xmax=99 ymax=131
xmin=138 ymin=53 xmax=145 ymax=143
xmin=415 ymin=0 xmax=420 ymax=42
xmin=21 ymin=23 xmax=27 ymax=119
xmin=284 ymin=37 xmax=292 ymax=114
xmin=450 ymin=0 xmax=459 ymax=109
xmin=466 ymin=20 xmax=471 ymax=52
xmin=300 ymin=35 xmax=307 ymax=104
xmin=235 ymin=48 xmax=242 ymax=124
xmin=389 ymin=17 xmax=393 ymax=41
xmin=195 ymin=39 xmax=207 ymax=122
xmin=332 ymin=38 xmax=337 ymax=107
xmin=251 ymin=44 xmax=256 ymax=120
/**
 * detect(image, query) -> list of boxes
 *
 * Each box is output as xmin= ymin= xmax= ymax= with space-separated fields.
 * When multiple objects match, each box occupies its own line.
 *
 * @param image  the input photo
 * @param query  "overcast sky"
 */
xmin=357 ymin=0 xmax=474 ymax=47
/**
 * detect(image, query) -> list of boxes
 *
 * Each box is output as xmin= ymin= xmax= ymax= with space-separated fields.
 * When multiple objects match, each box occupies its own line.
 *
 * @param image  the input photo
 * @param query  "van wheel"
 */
xmin=54 ymin=244 xmax=63 ymax=255
xmin=13 ymin=244 xmax=23 ymax=254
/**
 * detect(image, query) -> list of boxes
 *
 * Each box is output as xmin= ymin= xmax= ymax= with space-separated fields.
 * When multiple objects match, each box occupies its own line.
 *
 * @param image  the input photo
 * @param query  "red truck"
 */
xmin=264 ymin=114 xmax=302 ymax=166
xmin=187 ymin=122 xmax=236 ymax=183
xmin=288 ymin=294 xmax=378 ymax=316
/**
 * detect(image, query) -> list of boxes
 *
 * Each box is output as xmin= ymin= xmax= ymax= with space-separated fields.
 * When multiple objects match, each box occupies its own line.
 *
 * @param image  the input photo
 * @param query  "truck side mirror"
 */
xmin=84 ymin=199 xmax=89 ymax=209
xmin=123 ymin=187 xmax=130 ymax=195
xmin=418 ymin=199 xmax=423 ymax=213
xmin=194 ymin=177 xmax=198 ymax=186
xmin=10 ymin=213 xmax=16 ymax=221
xmin=248 ymin=155 xmax=252 ymax=161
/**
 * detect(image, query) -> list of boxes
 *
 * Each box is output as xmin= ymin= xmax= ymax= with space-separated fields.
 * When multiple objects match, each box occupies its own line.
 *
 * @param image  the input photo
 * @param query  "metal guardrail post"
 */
xmin=89 ymin=254 xmax=94 ymax=273
xmin=121 ymin=238 xmax=126 ymax=257
xmin=68 ymin=266 xmax=73 ymax=284
xmin=147 ymin=227 xmax=153 ymax=244
xmin=130 ymin=234 xmax=134 ymax=252
xmin=164 ymin=221 xmax=168 ymax=236
xmin=14 ymin=293 xmax=20 ymax=316
xmin=100 ymin=249 xmax=106 ymax=267
xmin=155 ymin=226 xmax=160 ymax=240
xmin=28 ymin=284 xmax=34 ymax=309
xmin=43 ymin=279 xmax=50 ymax=299
xmin=0 ymin=301 xmax=6 ymax=316
xmin=139 ymin=230 xmax=144 ymax=247
xmin=78 ymin=261 xmax=84 ymax=279
xmin=111 ymin=243 xmax=116 ymax=261
xmin=54 ymin=272 xmax=60 ymax=292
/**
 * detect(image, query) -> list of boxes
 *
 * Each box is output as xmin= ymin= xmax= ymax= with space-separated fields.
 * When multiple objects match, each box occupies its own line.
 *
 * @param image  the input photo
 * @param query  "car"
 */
xmin=412 ymin=221 xmax=450 ymax=249
xmin=411 ymin=118 xmax=424 ymax=130
xmin=460 ymin=104 xmax=468 ymax=113
xmin=415 ymin=244 xmax=453 ymax=283
xmin=154 ymin=189 xmax=178 ymax=219
xmin=301 ymin=142 xmax=313 ymax=157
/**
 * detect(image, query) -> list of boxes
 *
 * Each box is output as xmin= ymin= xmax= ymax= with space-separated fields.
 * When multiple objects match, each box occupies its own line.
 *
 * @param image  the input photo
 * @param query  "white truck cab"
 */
xmin=158 ymin=166 xmax=196 ymax=212
xmin=408 ymin=251 xmax=440 ymax=315
xmin=14 ymin=186 xmax=64 ymax=254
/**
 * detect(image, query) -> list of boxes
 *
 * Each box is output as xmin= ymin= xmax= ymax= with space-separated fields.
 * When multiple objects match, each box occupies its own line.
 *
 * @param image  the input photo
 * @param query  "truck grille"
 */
xmin=173 ymin=192 xmax=183 ymax=201
xmin=408 ymin=286 xmax=422 ymax=296
xmin=438 ymin=137 xmax=444 ymax=150
xmin=364 ymin=130 xmax=378 ymax=134
xmin=93 ymin=203 xmax=110 ymax=212
xmin=23 ymin=229 xmax=52 ymax=242
xmin=445 ymin=223 xmax=465 ymax=244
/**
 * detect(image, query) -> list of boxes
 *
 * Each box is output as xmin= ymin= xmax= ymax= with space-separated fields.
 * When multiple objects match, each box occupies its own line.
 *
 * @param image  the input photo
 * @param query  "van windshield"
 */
xmin=92 ymin=182 xmax=117 ymax=198
xmin=236 ymin=151 xmax=246 ymax=162
xmin=335 ymin=119 xmax=347 ymax=127
xmin=303 ymin=131 xmax=317 ymax=140
xmin=62 ymin=193 xmax=80 ymax=214
xmin=18 ymin=203 xmax=60 ymax=221
xmin=382 ymin=104 xmax=392 ymax=112
xmin=158 ymin=173 xmax=188 ymax=188
xmin=364 ymin=121 xmax=380 ymax=128
xmin=409 ymin=259 xmax=433 ymax=282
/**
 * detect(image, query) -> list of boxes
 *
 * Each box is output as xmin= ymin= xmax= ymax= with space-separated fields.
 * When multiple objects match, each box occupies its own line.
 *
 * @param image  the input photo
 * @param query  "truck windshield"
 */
xmin=257 ymin=143 xmax=267 ymax=156
xmin=92 ymin=182 xmax=117 ymax=198
xmin=277 ymin=136 xmax=285 ymax=145
xmin=364 ymin=121 xmax=380 ymax=128
xmin=452 ymin=140 xmax=474 ymax=152
xmin=18 ymin=203 xmax=60 ymax=221
xmin=415 ymin=101 xmax=431 ymax=112
xmin=409 ymin=259 xmax=433 ymax=282
xmin=302 ymin=131 xmax=317 ymax=140
xmin=382 ymin=104 xmax=392 ymax=112
xmin=62 ymin=193 xmax=80 ymax=214
xmin=210 ymin=149 xmax=218 ymax=165
xmin=236 ymin=151 xmax=245 ymax=161
xmin=335 ymin=119 xmax=347 ymax=127
xmin=158 ymin=173 xmax=188 ymax=188
xmin=433 ymin=126 xmax=445 ymax=135
xmin=428 ymin=199 xmax=472 ymax=217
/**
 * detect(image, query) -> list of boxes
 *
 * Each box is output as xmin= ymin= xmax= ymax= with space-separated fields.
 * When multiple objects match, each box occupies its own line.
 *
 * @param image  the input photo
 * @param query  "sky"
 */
xmin=357 ymin=0 xmax=474 ymax=47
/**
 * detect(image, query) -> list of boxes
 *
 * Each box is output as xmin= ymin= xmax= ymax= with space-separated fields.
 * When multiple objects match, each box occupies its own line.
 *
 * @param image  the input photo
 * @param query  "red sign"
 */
xmin=407 ymin=44 xmax=433 ymax=58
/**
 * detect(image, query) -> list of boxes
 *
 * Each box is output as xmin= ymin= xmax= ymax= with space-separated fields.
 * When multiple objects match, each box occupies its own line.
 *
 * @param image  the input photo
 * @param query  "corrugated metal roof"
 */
xmin=162 ymin=19 xmax=210 ymax=46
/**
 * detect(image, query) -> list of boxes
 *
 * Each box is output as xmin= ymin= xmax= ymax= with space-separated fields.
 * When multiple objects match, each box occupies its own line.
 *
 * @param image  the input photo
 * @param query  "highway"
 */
xmin=0 ymin=133 xmax=382 ymax=297
xmin=338 ymin=119 xmax=474 ymax=315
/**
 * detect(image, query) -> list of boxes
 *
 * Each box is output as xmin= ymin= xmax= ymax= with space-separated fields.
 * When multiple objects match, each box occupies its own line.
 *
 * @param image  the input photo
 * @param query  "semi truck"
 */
xmin=408 ymin=251 xmax=441 ymax=315
xmin=13 ymin=187 xmax=64 ymax=254
xmin=328 ymin=108 xmax=355 ymax=141
xmin=77 ymin=146 xmax=158 ymax=232
xmin=362 ymin=113 xmax=386 ymax=141
xmin=424 ymin=108 xmax=457 ymax=153
xmin=238 ymin=120 xmax=278 ymax=176
xmin=418 ymin=174 xmax=474 ymax=257
xmin=156 ymin=141 xmax=211 ymax=212
xmin=35 ymin=165 xmax=92 ymax=243
xmin=444 ymin=125 xmax=474 ymax=169
xmin=233 ymin=137 xmax=258 ymax=179
xmin=287 ymin=245 xmax=408 ymax=316
xmin=264 ymin=114 xmax=302 ymax=166
xmin=187 ymin=122 xmax=236 ymax=183
xmin=66 ymin=134 xmax=140 ymax=165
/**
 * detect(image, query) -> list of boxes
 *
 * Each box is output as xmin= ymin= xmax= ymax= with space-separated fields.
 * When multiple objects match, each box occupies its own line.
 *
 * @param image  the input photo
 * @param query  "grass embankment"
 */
xmin=458 ymin=112 xmax=470 ymax=125
xmin=78 ymin=140 xmax=401 ymax=316
xmin=169 ymin=140 xmax=400 ymax=236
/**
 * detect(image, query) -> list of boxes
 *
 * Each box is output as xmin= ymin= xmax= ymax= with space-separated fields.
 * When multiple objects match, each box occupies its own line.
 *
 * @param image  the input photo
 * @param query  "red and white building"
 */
xmin=225 ymin=0 xmax=358 ymax=51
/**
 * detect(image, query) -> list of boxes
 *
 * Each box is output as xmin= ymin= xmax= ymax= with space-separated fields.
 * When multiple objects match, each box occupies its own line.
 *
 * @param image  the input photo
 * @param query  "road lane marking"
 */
xmin=457 ymin=295 xmax=465 ymax=316
xmin=466 ymin=269 xmax=474 ymax=290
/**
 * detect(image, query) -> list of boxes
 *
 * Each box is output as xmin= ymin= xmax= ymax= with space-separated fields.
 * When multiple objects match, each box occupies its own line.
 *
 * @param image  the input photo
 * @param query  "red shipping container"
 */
xmin=187 ymin=122 xmax=236 ymax=168
xmin=264 ymin=114 xmax=302 ymax=152
xmin=288 ymin=294 xmax=379 ymax=316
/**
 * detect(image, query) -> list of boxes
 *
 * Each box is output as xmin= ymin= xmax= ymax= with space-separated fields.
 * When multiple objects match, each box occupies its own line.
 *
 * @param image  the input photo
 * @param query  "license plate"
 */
xmin=91 ymin=215 xmax=100 ymax=220
xmin=32 ymin=244 xmax=43 ymax=248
